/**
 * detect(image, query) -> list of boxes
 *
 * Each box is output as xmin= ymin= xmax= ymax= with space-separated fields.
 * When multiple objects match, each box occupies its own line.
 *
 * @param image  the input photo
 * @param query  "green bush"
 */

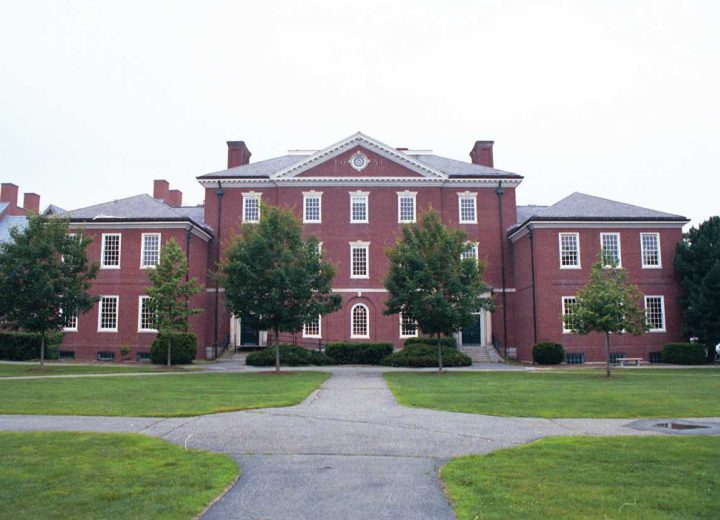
xmin=245 ymin=344 xmax=333 ymax=366
xmin=0 ymin=332 xmax=61 ymax=361
xmin=404 ymin=336 xmax=457 ymax=349
xmin=661 ymin=343 xmax=707 ymax=365
xmin=532 ymin=342 xmax=565 ymax=365
xmin=381 ymin=343 xmax=471 ymax=367
xmin=324 ymin=342 xmax=393 ymax=365
xmin=150 ymin=333 xmax=197 ymax=365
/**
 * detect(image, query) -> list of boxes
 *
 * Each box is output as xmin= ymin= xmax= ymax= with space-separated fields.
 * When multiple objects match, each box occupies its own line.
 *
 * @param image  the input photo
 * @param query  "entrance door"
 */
xmin=240 ymin=314 xmax=260 ymax=346
xmin=462 ymin=314 xmax=483 ymax=346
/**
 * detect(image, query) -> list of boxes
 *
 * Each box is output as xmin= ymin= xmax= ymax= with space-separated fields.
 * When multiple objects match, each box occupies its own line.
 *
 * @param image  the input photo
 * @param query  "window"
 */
xmin=243 ymin=192 xmax=262 ymax=222
xmin=562 ymin=296 xmax=577 ymax=333
xmin=458 ymin=192 xmax=477 ymax=223
xmin=399 ymin=313 xmax=418 ymax=338
xmin=397 ymin=191 xmax=417 ymax=223
xmin=461 ymin=242 xmax=479 ymax=262
xmin=351 ymin=304 xmax=369 ymax=338
xmin=649 ymin=351 xmax=662 ymax=364
xmin=600 ymin=233 xmax=621 ymax=267
xmin=63 ymin=312 xmax=78 ymax=332
xmin=303 ymin=315 xmax=321 ymax=338
xmin=645 ymin=295 xmax=666 ymax=332
xmin=141 ymin=233 xmax=161 ymax=268
xmin=609 ymin=352 xmax=627 ymax=364
xmin=350 ymin=191 xmax=369 ymax=223
xmin=559 ymin=233 xmax=580 ymax=268
xmin=98 ymin=296 xmax=119 ymax=332
xmin=101 ymin=233 xmax=121 ymax=268
xmin=58 ymin=351 xmax=75 ymax=360
xmin=138 ymin=296 xmax=157 ymax=332
xmin=303 ymin=191 xmax=322 ymax=223
xmin=641 ymin=233 xmax=661 ymax=268
xmin=565 ymin=352 xmax=585 ymax=365
xmin=97 ymin=351 xmax=115 ymax=362
xmin=350 ymin=241 xmax=369 ymax=279
xmin=136 ymin=351 xmax=151 ymax=362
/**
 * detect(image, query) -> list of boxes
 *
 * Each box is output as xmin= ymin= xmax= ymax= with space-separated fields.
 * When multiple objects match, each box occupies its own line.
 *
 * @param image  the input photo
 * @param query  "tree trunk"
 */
xmin=605 ymin=332 xmax=611 ymax=378
xmin=167 ymin=337 xmax=172 ymax=367
xmin=40 ymin=333 xmax=45 ymax=367
xmin=275 ymin=328 xmax=280 ymax=373
xmin=436 ymin=332 xmax=443 ymax=374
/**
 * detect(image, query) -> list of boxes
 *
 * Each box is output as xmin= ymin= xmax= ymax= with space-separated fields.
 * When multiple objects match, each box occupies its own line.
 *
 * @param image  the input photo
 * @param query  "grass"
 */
xmin=0 ymin=363 xmax=182 ymax=377
xmin=0 ymin=371 xmax=329 ymax=416
xmin=442 ymin=436 xmax=720 ymax=519
xmin=0 ymin=432 xmax=239 ymax=520
xmin=384 ymin=369 xmax=720 ymax=418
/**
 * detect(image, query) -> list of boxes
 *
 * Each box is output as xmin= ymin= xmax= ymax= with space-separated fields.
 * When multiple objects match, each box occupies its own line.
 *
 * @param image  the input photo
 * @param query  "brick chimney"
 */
xmin=166 ymin=189 xmax=183 ymax=208
xmin=23 ymin=193 xmax=40 ymax=214
xmin=227 ymin=141 xmax=252 ymax=168
xmin=1 ymin=183 xmax=19 ymax=208
xmin=469 ymin=141 xmax=494 ymax=168
xmin=153 ymin=179 xmax=170 ymax=202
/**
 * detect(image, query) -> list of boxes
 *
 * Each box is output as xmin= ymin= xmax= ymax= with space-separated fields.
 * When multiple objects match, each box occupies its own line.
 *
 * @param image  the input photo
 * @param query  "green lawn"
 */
xmin=442 ymin=436 xmax=720 ymax=519
xmin=0 ymin=432 xmax=239 ymax=520
xmin=0 ymin=371 xmax=329 ymax=416
xmin=384 ymin=369 xmax=720 ymax=418
xmin=0 ymin=363 xmax=182 ymax=377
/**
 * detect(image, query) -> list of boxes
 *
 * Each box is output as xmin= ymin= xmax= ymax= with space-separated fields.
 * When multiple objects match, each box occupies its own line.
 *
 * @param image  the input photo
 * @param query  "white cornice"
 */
xmin=68 ymin=221 xmax=213 ymax=241
xmin=199 ymin=177 xmax=522 ymax=189
xmin=508 ymin=220 xmax=687 ymax=243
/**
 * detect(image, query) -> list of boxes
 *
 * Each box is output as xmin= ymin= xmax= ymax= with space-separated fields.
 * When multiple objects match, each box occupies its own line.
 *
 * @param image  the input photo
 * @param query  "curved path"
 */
xmin=2 ymin=368 xmax=718 ymax=519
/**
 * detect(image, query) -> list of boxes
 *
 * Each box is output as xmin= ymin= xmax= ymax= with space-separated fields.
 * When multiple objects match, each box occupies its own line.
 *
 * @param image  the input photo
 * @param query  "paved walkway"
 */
xmin=1 ymin=368 xmax=719 ymax=519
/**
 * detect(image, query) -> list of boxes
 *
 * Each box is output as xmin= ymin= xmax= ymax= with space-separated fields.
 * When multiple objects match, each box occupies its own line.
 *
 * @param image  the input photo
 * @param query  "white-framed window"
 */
xmin=303 ymin=191 xmax=322 ymax=223
xmin=98 ymin=296 xmax=119 ymax=332
xmin=141 ymin=233 xmax=161 ymax=268
xmin=101 ymin=233 xmax=121 ymax=269
xmin=600 ymin=233 xmax=621 ymax=267
xmin=351 ymin=304 xmax=369 ymax=338
xmin=350 ymin=241 xmax=369 ymax=279
xmin=562 ymin=296 xmax=577 ymax=333
xmin=641 ymin=233 xmax=661 ymax=268
xmin=350 ymin=191 xmax=369 ymax=223
xmin=645 ymin=295 xmax=666 ymax=332
xmin=461 ymin=242 xmax=479 ymax=262
xmin=399 ymin=313 xmax=418 ymax=338
xmin=242 ymin=192 xmax=262 ymax=222
xmin=397 ymin=191 xmax=417 ymax=223
xmin=62 ymin=311 xmax=78 ymax=332
xmin=559 ymin=233 xmax=581 ymax=269
xmin=458 ymin=192 xmax=477 ymax=224
xmin=303 ymin=315 xmax=321 ymax=338
xmin=138 ymin=296 xmax=158 ymax=332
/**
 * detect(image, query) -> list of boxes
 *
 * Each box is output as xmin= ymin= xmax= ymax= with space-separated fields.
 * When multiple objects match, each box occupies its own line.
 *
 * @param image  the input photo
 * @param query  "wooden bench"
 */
xmin=616 ymin=357 xmax=642 ymax=367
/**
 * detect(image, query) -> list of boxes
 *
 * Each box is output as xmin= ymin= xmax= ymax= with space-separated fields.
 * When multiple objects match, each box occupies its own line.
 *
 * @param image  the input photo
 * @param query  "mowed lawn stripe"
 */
xmin=385 ymin=369 xmax=720 ymax=418
xmin=0 ymin=363 xmax=180 ymax=377
xmin=0 ymin=371 xmax=329 ymax=417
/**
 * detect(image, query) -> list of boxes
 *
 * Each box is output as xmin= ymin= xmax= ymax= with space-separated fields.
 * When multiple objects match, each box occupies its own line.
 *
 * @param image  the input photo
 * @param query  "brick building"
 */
xmin=47 ymin=132 xmax=687 ymax=363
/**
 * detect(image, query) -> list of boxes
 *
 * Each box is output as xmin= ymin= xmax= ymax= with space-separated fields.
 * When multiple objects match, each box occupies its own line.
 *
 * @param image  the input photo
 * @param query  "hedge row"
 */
xmin=150 ymin=333 xmax=197 ymax=365
xmin=661 ymin=343 xmax=707 ymax=365
xmin=404 ymin=336 xmax=457 ymax=349
xmin=245 ymin=344 xmax=333 ymax=366
xmin=0 ymin=332 xmax=62 ymax=361
xmin=381 ymin=344 xmax=471 ymax=367
xmin=324 ymin=342 xmax=393 ymax=364
xmin=532 ymin=342 xmax=565 ymax=365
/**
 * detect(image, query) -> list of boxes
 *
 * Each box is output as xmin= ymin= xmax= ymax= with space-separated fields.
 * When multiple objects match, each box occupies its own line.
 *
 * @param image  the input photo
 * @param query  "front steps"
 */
xmin=461 ymin=345 xmax=504 ymax=364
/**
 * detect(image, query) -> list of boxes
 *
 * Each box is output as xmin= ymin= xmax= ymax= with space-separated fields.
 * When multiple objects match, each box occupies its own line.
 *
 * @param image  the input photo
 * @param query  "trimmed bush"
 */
xmin=404 ymin=336 xmax=457 ymax=349
xmin=150 ymin=333 xmax=197 ymax=365
xmin=324 ymin=342 xmax=393 ymax=365
xmin=0 ymin=332 xmax=61 ymax=361
xmin=532 ymin=342 xmax=565 ymax=365
xmin=381 ymin=343 xmax=471 ymax=367
xmin=245 ymin=344 xmax=333 ymax=366
xmin=661 ymin=343 xmax=707 ymax=365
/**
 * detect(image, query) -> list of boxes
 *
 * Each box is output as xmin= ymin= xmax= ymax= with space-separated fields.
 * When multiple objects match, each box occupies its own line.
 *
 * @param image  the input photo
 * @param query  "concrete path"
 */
xmin=2 ymin=368 xmax=719 ymax=519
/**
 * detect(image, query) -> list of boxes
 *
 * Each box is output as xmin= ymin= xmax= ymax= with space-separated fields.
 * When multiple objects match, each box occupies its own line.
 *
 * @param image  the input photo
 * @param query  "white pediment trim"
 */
xmin=271 ymin=132 xmax=448 ymax=180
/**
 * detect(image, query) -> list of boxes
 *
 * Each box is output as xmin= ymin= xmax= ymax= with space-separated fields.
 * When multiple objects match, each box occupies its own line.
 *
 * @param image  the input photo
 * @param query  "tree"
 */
xmin=0 ymin=214 xmax=98 ymax=365
xmin=674 ymin=216 xmax=720 ymax=362
xmin=220 ymin=204 xmax=342 ymax=372
xmin=384 ymin=209 xmax=494 ymax=372
xmin=146 ymin=238 xmax=202 ymax=366
xmin=564 ymin=258 xmax=646 ymax=377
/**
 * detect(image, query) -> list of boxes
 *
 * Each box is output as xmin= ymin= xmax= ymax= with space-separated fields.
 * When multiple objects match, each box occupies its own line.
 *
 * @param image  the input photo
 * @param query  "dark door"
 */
xmin=462 ymin=315 xmax=482 ymax=346
xmin=240 ymin=315 xmax=260 ymax=346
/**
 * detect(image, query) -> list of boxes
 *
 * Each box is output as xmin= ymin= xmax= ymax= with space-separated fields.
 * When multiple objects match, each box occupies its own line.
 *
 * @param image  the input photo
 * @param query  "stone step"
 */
xmin=461 ymin=345 xmax=504 ymax=364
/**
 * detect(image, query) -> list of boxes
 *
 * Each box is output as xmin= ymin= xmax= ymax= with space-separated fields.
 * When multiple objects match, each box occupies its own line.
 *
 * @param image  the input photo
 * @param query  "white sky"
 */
xmin=1 ymin=1 xmax=718 ymax=226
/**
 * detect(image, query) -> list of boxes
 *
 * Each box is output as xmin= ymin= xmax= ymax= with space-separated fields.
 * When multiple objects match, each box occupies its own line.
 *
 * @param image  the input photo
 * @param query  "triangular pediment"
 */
xmin=271 ymin=132 xmax=447 ymax=179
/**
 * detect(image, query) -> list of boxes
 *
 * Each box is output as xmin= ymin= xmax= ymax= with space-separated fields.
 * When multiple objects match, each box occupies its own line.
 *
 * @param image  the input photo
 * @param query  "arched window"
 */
xmin=351 ymin=304 xmax=369 ymax=338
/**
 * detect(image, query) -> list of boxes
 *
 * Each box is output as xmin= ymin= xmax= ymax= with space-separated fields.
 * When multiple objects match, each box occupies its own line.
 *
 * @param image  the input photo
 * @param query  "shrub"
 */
xmin=150 ymin=333 xmax=197 ymax=365
xmin=532 ymin=342 xmax=565 ymax=365
xmin=245 ymin=344 xmax=333 ymax=366
xmin=381 ymin=343 xmax=471 ymax=367
xmin=661 ymin=343 xmax=707 ymax=365
xmin=0 ymin=332 xmax=61 ymax=361
xmin=324 ymin=342 xmax=393 ymax=365
xmin=404 ymin=336 xmax=457 ymax=349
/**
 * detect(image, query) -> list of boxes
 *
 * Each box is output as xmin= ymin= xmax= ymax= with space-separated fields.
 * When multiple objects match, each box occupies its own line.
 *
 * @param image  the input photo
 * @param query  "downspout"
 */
xmin=529 ymin=225 xmax=538 ymax=344
xmin=214 ymin=181 xmax=224 ymax=358
xmin=496 ymin=181 xmax=508 ymax=358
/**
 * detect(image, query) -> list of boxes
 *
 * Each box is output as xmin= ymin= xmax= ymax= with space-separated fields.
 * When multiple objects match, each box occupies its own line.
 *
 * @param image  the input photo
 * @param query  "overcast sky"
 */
xmin=1 ymin=1 xmax=718 ymax=227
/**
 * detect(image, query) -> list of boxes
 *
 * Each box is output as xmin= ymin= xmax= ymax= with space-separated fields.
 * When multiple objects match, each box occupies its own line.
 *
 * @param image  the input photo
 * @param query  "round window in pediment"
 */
xmin=349 ymin=151 xmax=369 ymax=172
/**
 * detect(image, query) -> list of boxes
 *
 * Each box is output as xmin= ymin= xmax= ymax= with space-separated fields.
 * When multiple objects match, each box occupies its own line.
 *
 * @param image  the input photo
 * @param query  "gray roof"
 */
xmin=0 ymin=215 xmax=27 ymax=244
xmin=43 ymin=204 xmax=66 ymax=215
xmin=199 ymin=155 xmax=307 ymax=179
xmin=175 ymin=206 xmax=205 ymax=225
xmin=515 ymin=205 xmax=548 ymax=226
xmin=0 ymin=202 xmax=8 ymax=215
xmin=411 ymin=154 xmax=521 ymax=178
